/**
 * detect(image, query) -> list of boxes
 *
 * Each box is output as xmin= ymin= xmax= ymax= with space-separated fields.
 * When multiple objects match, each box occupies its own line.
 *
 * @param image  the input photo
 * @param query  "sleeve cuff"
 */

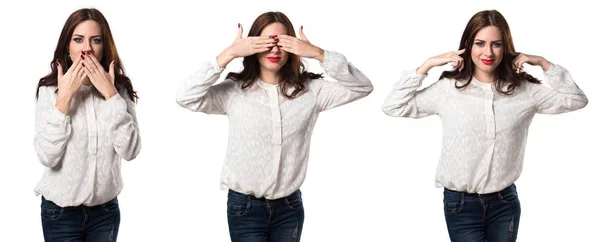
xmin=48 ymin=105 xmax=71 ymax=125
xmin=100 ymin=92 xmax=129 ymax=122
xmin=320 ymin=50 xmax=347 ymax=73
xmin=211 ymin=57 xmax=225 ymax=74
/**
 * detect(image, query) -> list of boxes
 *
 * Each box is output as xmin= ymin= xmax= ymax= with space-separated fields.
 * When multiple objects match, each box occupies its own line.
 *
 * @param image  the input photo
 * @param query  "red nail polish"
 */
xmin=81 ymin=55 xmax=85 ymax=60
xmin=238 ymin=23 xmax=240 ymax=28
xmin=82 ymin=63 xmax=86 ymax=67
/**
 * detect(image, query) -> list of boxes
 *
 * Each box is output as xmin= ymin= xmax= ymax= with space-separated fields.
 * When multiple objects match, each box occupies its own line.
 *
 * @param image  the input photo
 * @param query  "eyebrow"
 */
xmin=72 ymin=34 xmax=102 ymax=38
xmin=474 ymin=39 xmax=502 ymax=43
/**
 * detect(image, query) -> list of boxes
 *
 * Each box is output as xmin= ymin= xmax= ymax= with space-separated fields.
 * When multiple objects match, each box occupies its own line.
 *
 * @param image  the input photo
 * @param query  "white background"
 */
xmin=1 ymin=0 xmax=598 ymax=241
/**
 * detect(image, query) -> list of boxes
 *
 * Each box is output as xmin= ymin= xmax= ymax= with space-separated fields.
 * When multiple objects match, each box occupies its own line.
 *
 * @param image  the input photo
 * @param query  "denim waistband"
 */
xmin=228 ymin=189 xmax=300 ymax=205
xmin=444 ymin=184 xmax=516 ymax=200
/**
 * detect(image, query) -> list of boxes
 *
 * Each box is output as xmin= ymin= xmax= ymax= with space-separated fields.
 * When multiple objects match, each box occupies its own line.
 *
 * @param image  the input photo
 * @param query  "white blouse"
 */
xmin=34 ymin=85 xmax=141 ymax=207
xmin=176 ymin=50 xmax=373 ymax=199
xmin=382 ymin=63 xmax=588 ymax=194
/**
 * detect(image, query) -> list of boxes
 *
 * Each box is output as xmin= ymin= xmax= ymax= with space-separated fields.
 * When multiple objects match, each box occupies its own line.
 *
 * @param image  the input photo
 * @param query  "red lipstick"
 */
xmin=482 ymin=59 xmax=494 ymax=65
xmin=267 ymin=57 xmax=281 ymax=63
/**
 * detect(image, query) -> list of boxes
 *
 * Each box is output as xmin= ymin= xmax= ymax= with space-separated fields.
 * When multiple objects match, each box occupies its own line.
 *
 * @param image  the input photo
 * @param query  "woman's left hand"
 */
xmin=81 ymin=51 xmax=118 ymax=99
xmin=276 ymin=26 xmax=325 ymax=62
xmin=513 ymin=53 xmax=551 ymax=73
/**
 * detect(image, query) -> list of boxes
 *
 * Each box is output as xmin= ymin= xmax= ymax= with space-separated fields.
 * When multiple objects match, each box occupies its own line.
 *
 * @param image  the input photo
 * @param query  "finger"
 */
xmin=454 ymin=49 xmax=466 ymax=55
xmin=250 ymin=36 xmax=276 ymax=44
xmin=109 ymin=60 xmax=115 ymax=82
xmin=299 ymin=25 xmax=309 ymax=42
xmin=86 ymin=51 xmax=105 ymax=73
xmin=56 ymin=60 xmax=64 ymax=80
xmin=236 ymin=23 xmax=243 ymax=39
xmin=276 ymin=37 xmax=294 ymax=47
xmin=451 ymin=56 xmax=462 ymax=68
xmin=256 ymin=42 xmax=277 ymax=50
xmin=75 ymin=62 xmax=87 ymax=83
xmin=82 ymin=65 xmax=95 ymax=86
xmin=278 ymin=45 xmax=296 ymax=55
xmin=71 ymin=57 xmax=83 ymax=78
xmin=65 ymin=57 xmax=81 ymax=75
xmin=275 ymin=35 xmax=295 ymax=41
xmin=276 ymin=42 xmax=293 ymax=53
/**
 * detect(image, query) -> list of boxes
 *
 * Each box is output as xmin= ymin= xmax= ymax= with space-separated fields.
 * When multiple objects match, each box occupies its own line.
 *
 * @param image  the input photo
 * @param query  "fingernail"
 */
xmin=238 ymin=23 xmax=240 ymax=28
xmin=82 ymin=63 xmax=86 ymax=67
xmin=269 ymin=35 xmax=275 ymax=38
xmin=301 ymin=26 xmax=303 ymax=30
xmin=81 ymin=51 xmax=85 ymax=55
xmin=55 ymin=60 xmax=59 ymax=67
xmin=81 ymin=55 xmax=85 ymax=60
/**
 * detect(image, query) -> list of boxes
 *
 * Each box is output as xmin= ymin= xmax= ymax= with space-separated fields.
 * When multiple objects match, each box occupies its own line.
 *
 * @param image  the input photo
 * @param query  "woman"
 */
xmin=34 ymin=8 xmax=141 ymax=242
xmin=176 ymin=11 xmax=373 ymax=242
xmin=382 ymin=10 xmax=587 ymax=242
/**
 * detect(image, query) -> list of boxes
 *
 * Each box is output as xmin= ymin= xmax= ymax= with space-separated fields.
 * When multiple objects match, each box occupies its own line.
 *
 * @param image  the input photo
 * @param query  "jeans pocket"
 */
xmin=443 ymin=193 xmax=463 ymax=214
xmin=41 ymin=198 xmax=63 ymax=221
xmin=285 ymin=191 xmax=303 ymax=210
xmin=102 ymin=198 xmax=120 ymax=213
xmin=227 ymin=199 xmax=250 ymax=217
xmin=500 ymin=191 xmax=519 ymax=204
xmin=41 ymin=208 xmax=63 ymax=220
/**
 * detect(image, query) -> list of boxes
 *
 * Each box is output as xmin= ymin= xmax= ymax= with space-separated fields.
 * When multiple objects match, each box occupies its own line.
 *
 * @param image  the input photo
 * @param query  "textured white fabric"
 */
xmin=176 ymin=50 xmax=373 ymax=199
xmin=382 ymin=63 xmax=588 ymax=193
xmin=34 ymin=85 xmax=141 ymax=207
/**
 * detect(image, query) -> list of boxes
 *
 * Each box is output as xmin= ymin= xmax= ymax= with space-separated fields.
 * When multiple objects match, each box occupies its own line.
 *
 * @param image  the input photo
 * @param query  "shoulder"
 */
xmin=37 ymin=86 xmax=58 ymax=99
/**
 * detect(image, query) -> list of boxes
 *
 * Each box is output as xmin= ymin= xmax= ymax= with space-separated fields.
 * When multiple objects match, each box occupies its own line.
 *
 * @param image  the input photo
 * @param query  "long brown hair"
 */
xmin=36 ymin=8 xmax=137 ymax=101
xmin=440 ymin=10 xmax=540 ymax=95
xmin=226 ymin=11 xmax=322 ymax=99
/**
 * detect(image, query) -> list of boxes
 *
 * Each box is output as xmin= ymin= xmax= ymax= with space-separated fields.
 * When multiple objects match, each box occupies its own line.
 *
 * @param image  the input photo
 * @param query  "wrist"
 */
xmin=103 ymin=88 xmax=117 ymax=99
xmin=314 ymin=47 xmax=325 ymax=63
xmin=540 ymin=58 xmax=551 ymax=71
xmin=217 ymin=48 xmax=235 ymax=68
xmin=417 ymin=61 xmax=432 ymax=75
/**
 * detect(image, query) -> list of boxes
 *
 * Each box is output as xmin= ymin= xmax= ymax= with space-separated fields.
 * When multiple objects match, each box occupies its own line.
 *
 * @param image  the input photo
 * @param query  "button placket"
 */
xmin=268 ymin=87 xmax=282 ymax=145
xmin=484 ymin=87 xmax=496 ymax=139
xmin=85 ymin=92 xmax=98 ymax=155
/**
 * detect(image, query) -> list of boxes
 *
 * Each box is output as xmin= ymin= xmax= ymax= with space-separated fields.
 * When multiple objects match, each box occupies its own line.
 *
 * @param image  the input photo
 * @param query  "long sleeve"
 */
xmin=528 ymin=63 xmax=588 ymax=114
xmin=382 ymin=70 xmax=447 ymax=118
xmin=34 ymin=86 xmax=72 ymax=168
xmin=176 ymin=59 xmax=235 ymax=114
xmin=313 ymin=50 xmax=374 ymax=112
xmin=99 ymin=91 xmax=141 ymax=161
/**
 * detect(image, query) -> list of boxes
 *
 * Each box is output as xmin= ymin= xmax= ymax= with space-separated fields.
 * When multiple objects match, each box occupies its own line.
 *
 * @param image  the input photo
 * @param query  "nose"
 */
xmin=269 ymin=45 xmax=281 ymax=53
xmin=82 ymin=41 xmax=94 ymax=54
xmin=484 ymin=44 xmax=493 ymax=57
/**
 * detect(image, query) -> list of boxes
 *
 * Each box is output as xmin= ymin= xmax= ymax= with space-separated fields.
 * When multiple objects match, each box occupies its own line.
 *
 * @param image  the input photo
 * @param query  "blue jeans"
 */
xmin=444 ymin=184 xmax=521 ymax=242
xmin=40 ymin=196 xmax=120 ymax=242
xmin=227 ymin=189 xmax=304 ymax=242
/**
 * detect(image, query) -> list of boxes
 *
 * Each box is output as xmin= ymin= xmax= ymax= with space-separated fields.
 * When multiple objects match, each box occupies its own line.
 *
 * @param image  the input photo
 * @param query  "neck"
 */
xmin=82 ymin=77 xmax=92 ymax=86
xmin=259 ymin=69 xmax=280 ymax=85
xmin=474 ymin=70 xmax=496 ymax=83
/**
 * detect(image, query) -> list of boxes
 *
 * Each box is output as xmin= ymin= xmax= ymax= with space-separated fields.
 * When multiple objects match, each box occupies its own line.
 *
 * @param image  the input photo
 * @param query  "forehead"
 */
xmin=260 ymin=22 xmax=288 ymax=36
xmin=73 ymin=20 xmax=102 ymax=36
xmin=474 ymin=26 xmax=502 ymax=40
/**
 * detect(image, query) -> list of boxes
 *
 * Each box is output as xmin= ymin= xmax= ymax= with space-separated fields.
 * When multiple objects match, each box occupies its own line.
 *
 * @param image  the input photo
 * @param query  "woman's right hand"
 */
xmin=417 ymin=49 xmax=465 ymax=75
xmin=55 ymin=57 xmax=86 ymax=115
xmin=216 ymin=24 xmax=277 ymax=68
